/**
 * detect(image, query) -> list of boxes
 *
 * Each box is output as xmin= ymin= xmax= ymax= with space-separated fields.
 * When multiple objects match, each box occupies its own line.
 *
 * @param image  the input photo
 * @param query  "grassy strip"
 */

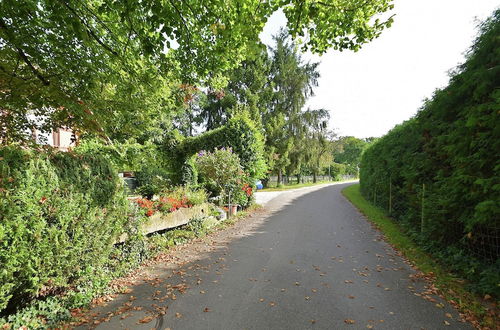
xmin=342 ymin=184 xmax=496 ymax=329
xmin=261 ymin=179 xmax=355 ymax=192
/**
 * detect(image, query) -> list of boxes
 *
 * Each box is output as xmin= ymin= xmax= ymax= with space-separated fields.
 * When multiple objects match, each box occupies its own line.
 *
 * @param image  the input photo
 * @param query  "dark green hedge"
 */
xmin=360 ymin=10 xmax=499 ymax=296
xmin=165 ymin=112 xmax=267 ymax=184
xmin=0 ymin=146 xmax=129 ymax=313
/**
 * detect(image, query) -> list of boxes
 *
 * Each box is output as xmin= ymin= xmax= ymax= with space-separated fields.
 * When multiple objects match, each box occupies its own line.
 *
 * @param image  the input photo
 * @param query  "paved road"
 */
xmin=81 ymin=183 xmax=470 ymax=329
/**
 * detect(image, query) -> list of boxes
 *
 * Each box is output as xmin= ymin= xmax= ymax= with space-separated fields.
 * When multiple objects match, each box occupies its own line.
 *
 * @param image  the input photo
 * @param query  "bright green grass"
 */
xmin=261 ymin=179 xmax=357 ymax=192
xmin=342 ymin=184 xmax=495 ymax=328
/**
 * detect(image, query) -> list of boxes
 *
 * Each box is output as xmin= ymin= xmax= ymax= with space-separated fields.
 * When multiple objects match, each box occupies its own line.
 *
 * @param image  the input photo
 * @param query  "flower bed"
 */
xmin=135 ymin=186 xmax=207 ymax=217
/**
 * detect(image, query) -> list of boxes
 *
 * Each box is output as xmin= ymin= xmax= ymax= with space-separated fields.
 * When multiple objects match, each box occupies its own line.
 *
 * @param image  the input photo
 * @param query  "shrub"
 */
xmin=165 ymin=112 xmax=267 ymax=185
xmin=135 ymin=167 xmax=170 ymax=198
xmin=0 ymin=146 xmax=129 ymax=313
xmin=195 ymin=148 xmax=244 ymax=204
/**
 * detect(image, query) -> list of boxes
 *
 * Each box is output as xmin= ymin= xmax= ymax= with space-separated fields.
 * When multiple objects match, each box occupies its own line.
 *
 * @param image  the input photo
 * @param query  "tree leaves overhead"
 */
xmin=281 ymin=0 xmax=395 ymax=53
xmin=1 ymin=0 xmax=394 ymax=141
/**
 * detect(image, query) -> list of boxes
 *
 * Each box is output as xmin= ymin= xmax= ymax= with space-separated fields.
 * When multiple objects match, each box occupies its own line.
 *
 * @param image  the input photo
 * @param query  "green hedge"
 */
xmin=0 ymin=146 xmax=129 ymax=313
xmin=165 ymin=112 xmax=267 ymax=184
xmin=360 ymin=10 xmax=499 ymax=296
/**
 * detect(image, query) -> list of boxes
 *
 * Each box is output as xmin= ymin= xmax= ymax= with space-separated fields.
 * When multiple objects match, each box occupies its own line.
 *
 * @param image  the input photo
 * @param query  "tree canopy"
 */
xmin=1 ymin=0 xmax=394 ymax=142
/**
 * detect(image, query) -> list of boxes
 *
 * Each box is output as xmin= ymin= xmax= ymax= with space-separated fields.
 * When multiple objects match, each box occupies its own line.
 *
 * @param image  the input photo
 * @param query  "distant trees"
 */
xmin=333 ymin=136 xmax=371 ymax=176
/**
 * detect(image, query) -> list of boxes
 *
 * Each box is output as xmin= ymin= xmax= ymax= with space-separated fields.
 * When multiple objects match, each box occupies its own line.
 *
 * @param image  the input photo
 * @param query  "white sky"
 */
xmin=260 ymin=1 xmax=499 ymax=138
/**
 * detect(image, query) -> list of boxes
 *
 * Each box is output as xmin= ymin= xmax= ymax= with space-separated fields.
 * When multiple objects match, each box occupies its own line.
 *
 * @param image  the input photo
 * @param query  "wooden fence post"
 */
xmin=420 ymin=183 xmax=425 ymax=233
xmin=389 ymin=176 xmax=392 ymax=214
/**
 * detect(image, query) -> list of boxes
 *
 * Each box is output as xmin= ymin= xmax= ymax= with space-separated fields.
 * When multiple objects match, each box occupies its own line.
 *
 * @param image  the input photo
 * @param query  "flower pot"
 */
xmin=226 ymin=204 xmax=238 ymax=217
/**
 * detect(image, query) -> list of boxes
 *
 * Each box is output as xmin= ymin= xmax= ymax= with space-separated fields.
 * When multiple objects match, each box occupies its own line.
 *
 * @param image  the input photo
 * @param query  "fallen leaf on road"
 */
xmin=348 ymin=295 xmax=355 ymax=299
xmin=305 ymin=296 xmax=310 ymax=300
xmin=281 ymin=288 xmax=286 ymax=292
xmin=344 ymin=280 xmax=353 ymax=284
xmin=445 ymin=313 xmax=452 ymax=318
xmin=366 ymin=325 xmax=373 ymax=329
xmin=435 ymin=303 xmax=444 ymax=308
xmin=311 ymin=289 xmax=317 ymax=293
xmin=444 ymin=320 xmax=450 ymax=326
xmin=203 ymin=307 xmax=211 ymax=312
xmin=344 ymin=319 xmax=355 ymax=324
xmin=200 ymin=290 xmax=205 ymax=294
xmin=138 ymin=315 xmax=154 ymax=324
xmin=175 ymin=312 xmax=182 ymax=318
xmin=269 ymin=301 xmax=276 ymax=307
xmin=310 ymin=319 xmax=316 ymax=324
xmin=295 ymin=282 xmax=300 ymax=286
xmin=259 ymin=298 xmax=265 ymax=302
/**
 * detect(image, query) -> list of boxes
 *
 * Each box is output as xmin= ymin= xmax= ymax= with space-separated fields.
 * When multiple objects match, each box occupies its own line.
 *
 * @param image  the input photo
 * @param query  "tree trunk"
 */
xmin=277 ymin=170 xmax=282 ymax=185
xmin=313 ymin=171 xmax=317 ymax=183
xmin=296 ymin=174 xmax=300 ymax=184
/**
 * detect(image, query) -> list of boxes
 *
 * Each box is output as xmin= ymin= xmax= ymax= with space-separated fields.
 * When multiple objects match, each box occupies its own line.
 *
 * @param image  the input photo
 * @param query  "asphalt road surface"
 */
xmin=80 ymin=183 xmax=471 ymax=330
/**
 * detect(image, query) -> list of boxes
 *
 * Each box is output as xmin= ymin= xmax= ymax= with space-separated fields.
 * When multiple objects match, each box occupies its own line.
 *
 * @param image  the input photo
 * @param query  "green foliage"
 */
xmin=359 ymin=10 xmax=500 ymax=297
xmin=0 ymin=297 xmax=71 ymax=329
xmin=329 ymin=163 xmax=347 ymax=180
xmin=1 ymin=0 xmax=394 ymax=142
xmin=166 ymin=112 xmax=266 ymax=184
xmin=135 ymin=168 xmax=171 ymax=199
xmin=75 ymin=138 xmax=166 ymax=172
xmin=264 ymin=31 xmax=325 ymax=182
xmin=75 ymin=138 xmax=172 ymax=197
xmin=0 ymin=146 xmax=129 ymax=313
xmin=333 ymin=136 xmax=369 ymax=176
xmin=195 ymin=148 xmax=243 ymax=199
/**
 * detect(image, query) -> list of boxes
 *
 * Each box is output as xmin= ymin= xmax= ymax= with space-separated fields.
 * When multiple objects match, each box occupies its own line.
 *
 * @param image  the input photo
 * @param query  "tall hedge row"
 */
xmin=360 ymin=10 xmax=499 ymax=296
xmin=0 ymin=146 xmax=129 ymax=313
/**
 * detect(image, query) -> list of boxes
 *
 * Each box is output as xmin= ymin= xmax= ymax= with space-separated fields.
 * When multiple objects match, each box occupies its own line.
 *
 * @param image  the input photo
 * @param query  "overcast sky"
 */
xmin=260 ymin=1 xmax=499 ymax=138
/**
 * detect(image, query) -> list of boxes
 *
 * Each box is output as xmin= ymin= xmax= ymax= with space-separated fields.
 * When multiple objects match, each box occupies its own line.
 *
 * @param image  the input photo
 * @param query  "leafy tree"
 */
xmin=302 ymin=109 xmax=335 ymax=182
xmin=0 ymin=0 xmax=394 ymax=142
xmin=333 ymin=136 xmax=369 ymax=176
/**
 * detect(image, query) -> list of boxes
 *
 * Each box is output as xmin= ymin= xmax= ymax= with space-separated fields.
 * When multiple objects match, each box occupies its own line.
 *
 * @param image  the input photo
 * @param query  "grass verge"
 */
xmin=342 ymin=184 xmax=497 ymax=329
xmin=261 ymin=179 xmax=356 ymax=192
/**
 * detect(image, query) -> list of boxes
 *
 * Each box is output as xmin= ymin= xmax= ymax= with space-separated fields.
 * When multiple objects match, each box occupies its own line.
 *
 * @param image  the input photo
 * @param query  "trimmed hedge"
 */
xmin=165 ymin=112 xmax=267 ymax=184
xmin=0 ymin=146 xmax=129 ymax=313
xmin=360 ymin=10 xmax=499 ymax=296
